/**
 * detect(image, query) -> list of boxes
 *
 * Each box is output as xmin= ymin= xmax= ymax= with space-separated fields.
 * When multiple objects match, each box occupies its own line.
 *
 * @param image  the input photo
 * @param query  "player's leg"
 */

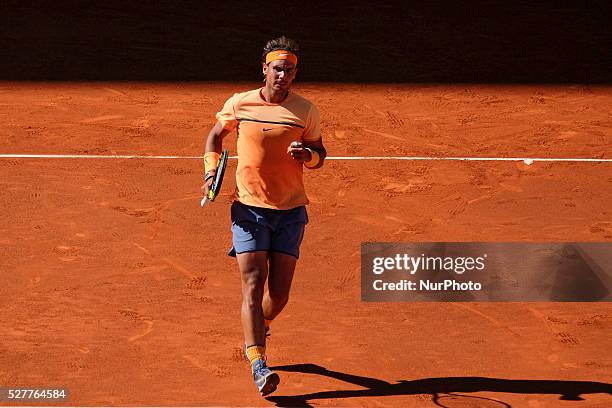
xmin=236 ymin=251 xmax=280 ymax=396
xmin=263 ymin=252 xmax=297 ymax=321
xmin=230 ymin=201 xmax=280 ymax=396
xmin=236 ymin=251 xmax=270 ymax=347
xmin=230 ymin=201 xmax=273 ymax=346
xmin=265 ymin=205 xmax=308 ymax=325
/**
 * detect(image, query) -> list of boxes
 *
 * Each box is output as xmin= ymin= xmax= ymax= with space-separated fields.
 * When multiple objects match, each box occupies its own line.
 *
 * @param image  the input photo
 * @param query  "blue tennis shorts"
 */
xmin=229 ymin=201 xmax=308 ymax=258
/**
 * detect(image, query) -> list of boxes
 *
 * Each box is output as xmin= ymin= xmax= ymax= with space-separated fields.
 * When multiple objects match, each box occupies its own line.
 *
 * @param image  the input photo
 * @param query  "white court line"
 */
xmin=0 ymin=154 xmax=610 ymax=163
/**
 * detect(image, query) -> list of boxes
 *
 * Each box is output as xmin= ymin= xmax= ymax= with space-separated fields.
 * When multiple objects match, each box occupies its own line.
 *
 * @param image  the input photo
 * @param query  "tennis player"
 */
xmin=202 ymin=36 xmax=326 ymax=396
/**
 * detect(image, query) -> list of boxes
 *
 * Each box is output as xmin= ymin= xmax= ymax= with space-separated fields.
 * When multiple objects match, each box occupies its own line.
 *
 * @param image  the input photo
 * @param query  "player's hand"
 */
xmin=201 ymin=169 xmax=217 ymax=197
xmin=287 ymin=141 xmax=312 ymax=162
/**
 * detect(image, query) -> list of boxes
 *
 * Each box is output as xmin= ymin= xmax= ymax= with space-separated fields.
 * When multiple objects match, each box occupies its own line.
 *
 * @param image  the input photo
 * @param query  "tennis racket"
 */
xmin=200 ymin=149 xmax=229 ymax=207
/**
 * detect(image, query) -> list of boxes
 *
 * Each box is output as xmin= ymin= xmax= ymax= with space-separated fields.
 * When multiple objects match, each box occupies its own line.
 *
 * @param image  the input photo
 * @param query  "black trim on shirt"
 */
xmin=237 ymin=117 xmax=305 ymax=129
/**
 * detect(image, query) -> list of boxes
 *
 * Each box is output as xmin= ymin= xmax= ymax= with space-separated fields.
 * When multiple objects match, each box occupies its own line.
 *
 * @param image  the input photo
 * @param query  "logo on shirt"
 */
xmin=262 ymin=128 xmax=273 ymax=132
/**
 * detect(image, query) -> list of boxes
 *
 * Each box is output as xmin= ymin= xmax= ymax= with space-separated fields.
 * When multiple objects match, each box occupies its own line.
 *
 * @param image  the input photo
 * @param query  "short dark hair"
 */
xmin=261 ymin=36 xmax=300 ymax=63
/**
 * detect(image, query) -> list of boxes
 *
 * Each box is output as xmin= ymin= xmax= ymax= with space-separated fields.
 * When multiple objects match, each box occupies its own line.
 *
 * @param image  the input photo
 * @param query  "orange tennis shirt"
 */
xmin=216 ymin=88 xmax=321 ymax=210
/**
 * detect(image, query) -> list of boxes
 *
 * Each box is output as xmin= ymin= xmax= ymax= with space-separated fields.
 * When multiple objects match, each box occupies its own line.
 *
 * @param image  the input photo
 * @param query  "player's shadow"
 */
xmin=266 ymin=363 xmax=612 ymax=407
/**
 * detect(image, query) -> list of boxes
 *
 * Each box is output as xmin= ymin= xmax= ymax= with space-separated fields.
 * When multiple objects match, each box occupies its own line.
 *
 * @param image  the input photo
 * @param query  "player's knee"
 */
xmin=241 ymin=265 xmax=265 ymax=286
xmin=242 ymin=294 xmax=263 ymax=311
xmin=242 ymin=278 xmax=265 ymax=306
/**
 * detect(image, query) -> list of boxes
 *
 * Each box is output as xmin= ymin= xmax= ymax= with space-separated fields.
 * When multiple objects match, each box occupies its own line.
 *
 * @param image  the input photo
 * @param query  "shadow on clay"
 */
xmin=266 ymin=363 xmax=612 ymax=407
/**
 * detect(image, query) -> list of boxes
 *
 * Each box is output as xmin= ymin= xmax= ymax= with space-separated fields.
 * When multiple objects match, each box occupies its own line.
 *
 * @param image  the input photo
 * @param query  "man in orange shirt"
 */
xmin=202 ymin=36 xmax=326 ymax=396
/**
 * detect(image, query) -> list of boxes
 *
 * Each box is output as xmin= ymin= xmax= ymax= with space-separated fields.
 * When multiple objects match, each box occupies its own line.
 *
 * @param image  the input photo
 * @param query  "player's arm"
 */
xmin=202 ymin=121 xmax=231 ymax=195
xmin=302 ymin=138 xmax=327 ymax=169
xmin=287 ymin=138 xmax=326 ymax=169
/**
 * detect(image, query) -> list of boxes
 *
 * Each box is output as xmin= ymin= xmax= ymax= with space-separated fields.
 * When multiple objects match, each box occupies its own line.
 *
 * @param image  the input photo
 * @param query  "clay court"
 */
xmin=1 ymin=82 xmax=611 ymax=407
xmin=1 ymin=2 xmax=611 ymax=407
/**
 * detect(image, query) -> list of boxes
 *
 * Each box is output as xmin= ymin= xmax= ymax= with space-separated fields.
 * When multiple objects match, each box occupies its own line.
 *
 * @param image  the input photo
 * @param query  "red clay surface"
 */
xmin=0 ymin=83 xmax=611 ymax=407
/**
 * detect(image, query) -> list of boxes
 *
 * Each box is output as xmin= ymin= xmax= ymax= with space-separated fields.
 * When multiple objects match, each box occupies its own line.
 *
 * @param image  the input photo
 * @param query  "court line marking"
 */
xmin=0 ymin=154 xmax=610 ymax=163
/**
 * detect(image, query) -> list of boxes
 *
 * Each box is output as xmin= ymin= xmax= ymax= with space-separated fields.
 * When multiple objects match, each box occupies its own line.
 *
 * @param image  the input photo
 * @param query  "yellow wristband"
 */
xmin=203 ymin=151 xmax=220 ymax=173
xmin=304 ymin=148 xmax=320 ymax=169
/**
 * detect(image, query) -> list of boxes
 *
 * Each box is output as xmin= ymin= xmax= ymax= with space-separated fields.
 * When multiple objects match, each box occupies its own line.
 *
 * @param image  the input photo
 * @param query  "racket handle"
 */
xmin=200 ymin=196 xmax=209 ymax=208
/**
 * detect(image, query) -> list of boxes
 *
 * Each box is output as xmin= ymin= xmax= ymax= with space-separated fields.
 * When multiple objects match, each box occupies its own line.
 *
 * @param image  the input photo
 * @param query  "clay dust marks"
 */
xmin=453 ymin=303 xmax=522 ymax=338
xmin=127 ymin=320 xmax=154 ymax=342
xmin=181 ymin=354 xmax=204 ymax=369
xmin=363 ymin=128 xmax=404 ymax=141
xmin=182 ymin=354 xmax=232 ymax=379
xmin=109 ymin=193 xmax=201 ymax=240
xmin=335 ymin=266 xmax=359 ymax=290
xmin=133 ymin=242 xmax=151 ymax=255
xmin=131 ymin=241 xmax=203 ymax=285
xmin=53 ymin=244 xmax=81 ymax=262
xmin=102 ymin=87 xmax=128 ymax=97
xmin=434 ymin=394 xmax=509 ymax=407
xmin=110 ymin=205 xmax=156 ymax=218
xmin=383 ymin=110 xmax=405 ymax=128
xmin=528 ymin=307 xmax=581 ymax=347
xmin=80 ymin=115 xmax=124 ymax=124
xmin=159 ymin=258 xmax=196 ymax=280
xmin=118 ymin=309 xmax=155 ymax=343
xmin=590 ymin=222 xmax=612 ymax=239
